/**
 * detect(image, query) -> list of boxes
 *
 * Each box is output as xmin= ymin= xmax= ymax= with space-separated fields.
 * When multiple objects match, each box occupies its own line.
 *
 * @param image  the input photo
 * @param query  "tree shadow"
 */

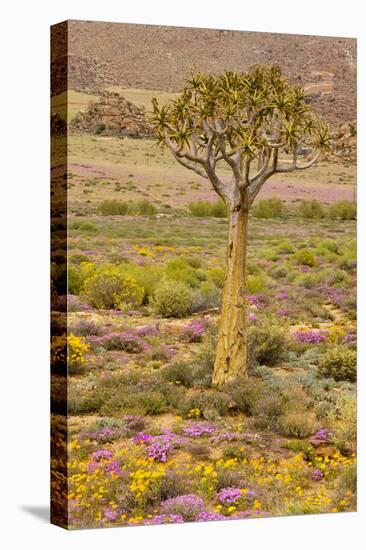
xmin=20 ymin=505 xmax=50 ymax=523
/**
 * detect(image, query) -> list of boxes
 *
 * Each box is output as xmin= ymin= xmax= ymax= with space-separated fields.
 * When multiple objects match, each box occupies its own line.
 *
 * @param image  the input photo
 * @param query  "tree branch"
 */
xmin=173 ymin=154 xmax=208 ymax=179
xmin=275 ymin=150 xmax=320 ymax=173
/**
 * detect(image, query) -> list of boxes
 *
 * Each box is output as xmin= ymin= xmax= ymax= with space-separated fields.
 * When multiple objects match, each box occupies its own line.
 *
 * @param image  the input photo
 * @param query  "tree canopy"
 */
xmin=150 ymin=65 xmax=330 ymax=209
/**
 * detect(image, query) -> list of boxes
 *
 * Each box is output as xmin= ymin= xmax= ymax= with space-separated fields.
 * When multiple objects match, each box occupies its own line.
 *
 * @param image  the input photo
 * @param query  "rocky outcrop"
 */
xmin=69 ymin=91 xmax=153 ymax=138
xmin=325 ymin=121 xmax=356 ymax=165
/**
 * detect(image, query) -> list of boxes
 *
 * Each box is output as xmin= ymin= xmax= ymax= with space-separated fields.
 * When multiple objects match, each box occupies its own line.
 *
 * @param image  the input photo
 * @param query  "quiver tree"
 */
xmin=150 ymin=65 xmax=330 ymax=386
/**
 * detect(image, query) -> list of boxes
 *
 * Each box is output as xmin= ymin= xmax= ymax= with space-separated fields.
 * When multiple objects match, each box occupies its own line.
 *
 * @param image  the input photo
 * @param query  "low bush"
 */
xmin=164 ymin=258 xmax=202 ymax=288
xmin=271 ymin=266 xmax=288 ymax=279
xmin=152 ymin=280 xmax=194 ymax=318
xmin=225 ymin=377 xmax=263 ymax=415
xmin=252 ymin=198 xmax=285 ymax=218
xmin=246 ymin=274 xmax=266 ymax=294
xmin=130 ymin=199 xmax=157 ymax=216
xmin=162 ymin=361 xmax=194 ymax=388
xmin=327 ymin=201 xmax=356 ymax=220
xmin=318 ymin=347 xmax=357 ymax=382
xmin=71 ymin=319 xmax=103 ymax=336
xmin=98 ymin=199 xmax=157 ymax=216
xmin=120 ymin=263 xmax=163 ymax=304
xmin=98 ymin=200 xmax=129 ymax=215
xmin=188 ymin=200 xmax=227 ymax=218
xmin=82 ymin=266 xmax=144 ymax=309
xmin=277 ymin=412 xmax=318 ymax=438
xmin=293 ymin=249 xmax=316 ymax=267
xmin=191 ymin=283 xmax=220 ymax=312
xmin=248 ymin=322 xmax=287 ymax=366
xmin=69 ymin=220 xmax=98 ymax=232
xmin=298 ymin=200 xmax=324 ymax=219
xmin=68 ymin=261 xmax=96 ymax=295
xmin=138 ymin=391 xmax=167 ymax=415
xmin=329 ymin=393 xmax=356 ymax=454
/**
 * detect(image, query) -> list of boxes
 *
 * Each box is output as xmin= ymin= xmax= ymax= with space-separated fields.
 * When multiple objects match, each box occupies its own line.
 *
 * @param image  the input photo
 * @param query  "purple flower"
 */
xmin=294 ymin=330 xmax=327 ymax=344
xmin=134 ymin=430 xmax=186 ymax=462
xmin=246 ymin=295 xmax=259 ymax=306
xmin=147 ymin=440 xmax=173 ymax=462
xmin=135 ymin=325 xmax=160 ymax=337
xmin=88 ymin=332 xmax=146 ymax=353
xmin=217 ymin=487 xmax=242 ymax=505
xmin=181 ymin=320 xmax=207 ymax=343
xmin=92 ymin=449 xmax=112 ymax=461
xmin=182 ymin=422 xmax=216 ymax=438
xmin=343 ymin=331 xmax=356 ymax=345
xmin=160 ymin=494 xmax=205 ymax=520
xmin=277 ymin=292 xmax=289 ymax=300
xmin=278 ymin=308 xmax=290 ymax=318
xmin=314 ymin=428 xmax=331 ymax=443
xmin=248 ymin=313 xmax=258 ymax=322
xmin=104 ymin=460 xmax=121 ymax=476
xmin=134 ymin=432 xmax=153 ymax=445
xmin=311 ymin=469 xmax=325 ymax=481
xmin=104 ymin=507 xmax=118 ymax=521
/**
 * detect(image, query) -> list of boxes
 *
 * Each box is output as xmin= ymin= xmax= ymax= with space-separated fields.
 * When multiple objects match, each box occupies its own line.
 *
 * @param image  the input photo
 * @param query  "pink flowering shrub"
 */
xmin=160 ymin=494 xmax=205 ymax=520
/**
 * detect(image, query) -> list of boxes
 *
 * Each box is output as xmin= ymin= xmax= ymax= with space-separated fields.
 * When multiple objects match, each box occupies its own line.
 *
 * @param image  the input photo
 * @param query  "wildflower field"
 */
xmin=51 ymin=127 xmax=356 ymax=529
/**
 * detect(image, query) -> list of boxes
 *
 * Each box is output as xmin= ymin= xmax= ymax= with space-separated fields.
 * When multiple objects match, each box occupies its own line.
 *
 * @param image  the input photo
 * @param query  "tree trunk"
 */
xmin=212 ymin=206 xmax=248 ymax=386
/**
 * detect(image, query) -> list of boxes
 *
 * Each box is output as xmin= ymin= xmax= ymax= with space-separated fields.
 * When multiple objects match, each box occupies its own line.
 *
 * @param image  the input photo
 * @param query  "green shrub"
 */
xmin=138 ymin=391 xmax=167 ymax=415
xmin=165 ymin=258 xmax=201 ymax=288
xmin=192 ymin=283 xmax=220 ymax=312
xmin=130 ymin=199 xmax=157 ymax=216
xmin=334 ymin=464 xmax=356 ymax=508
xmin=277 ymin=241 xmax=294 ymax=254
xmin=298 ymin=200 xmax=324 ymax=219
xmin=246 ymin=274 xmax=266 ymax=293
xmin=318 ymin=347 xmax=357 ymax=382
xmin=82 ymin=266 xmax=144 ymax=309
xmin=186 ymin=256 xmax=202 ymax=269
xmin=152 ymin=279 xmax=194 ymax=317
xmin=188 ymin=200 xmax=227 ymax=218
xmin=162 ymin=361 xmax=194 ymax=388
xmin=277 ymin=412 xmax=318 ymax=438
xmin=271 ymin=266 xmax=288 ymax=279
xmin=295 ymin=273 xmax=318 ymax=289
xmin=98 ymin=200 xmax=129 ymax=215
xmin=69 ymin=220 xmax=98 ymax=232
xmin=222 ymin=444 xmax=247 ymax=460
xmin=207 ymin=267 xmax=225 ymax=288
xmin=327 ymin=201 xmax=356 ymax=220
xmin=319 ymin=239 xmax=339 ymax=253
xmin=225 ymin=377 xmax=263 ymax=415
xmin=294 ymin=249 xmax=316 ymax=267
xmin=248 ymin=322 xmax=287 ymax=366
xmin=329 ymin=393 xmax=356 ymax=454
xmin=253 ymin=391 xmax=284 ymax=430
xmin=68 ymin=389 xmax=103 ymax=415
xmin=120 ymin=263 xmax=163 ymax=303
xmin=68 ymin=261 xmax=96 ymax=295
xmin=252 ymin=198 xmax=285 ymax=218
xmin=281 ymin=439 xmax=314 ymax=457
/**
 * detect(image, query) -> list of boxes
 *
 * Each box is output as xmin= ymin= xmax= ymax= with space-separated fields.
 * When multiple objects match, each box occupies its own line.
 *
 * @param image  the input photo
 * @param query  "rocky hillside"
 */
xmin=69 ymin=91 xmax=152 ymax=137
xmin=51 ymin=20 xmax=356 ymax=128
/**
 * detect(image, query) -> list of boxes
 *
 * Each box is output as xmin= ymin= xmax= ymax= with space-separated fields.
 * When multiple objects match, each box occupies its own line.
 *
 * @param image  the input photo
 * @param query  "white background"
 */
xmin=0 ymin=0 xmax=364 ymax=548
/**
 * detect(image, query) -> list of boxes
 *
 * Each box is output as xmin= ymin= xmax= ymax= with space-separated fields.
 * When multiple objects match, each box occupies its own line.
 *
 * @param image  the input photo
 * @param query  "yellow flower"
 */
xmin=253 ymin=500 xmax=262 ymax=510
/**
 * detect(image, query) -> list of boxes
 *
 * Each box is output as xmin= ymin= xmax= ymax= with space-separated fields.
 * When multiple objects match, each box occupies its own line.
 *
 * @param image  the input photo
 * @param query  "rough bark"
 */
xmin=212 ymin=205 xmax=249 ymax=386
